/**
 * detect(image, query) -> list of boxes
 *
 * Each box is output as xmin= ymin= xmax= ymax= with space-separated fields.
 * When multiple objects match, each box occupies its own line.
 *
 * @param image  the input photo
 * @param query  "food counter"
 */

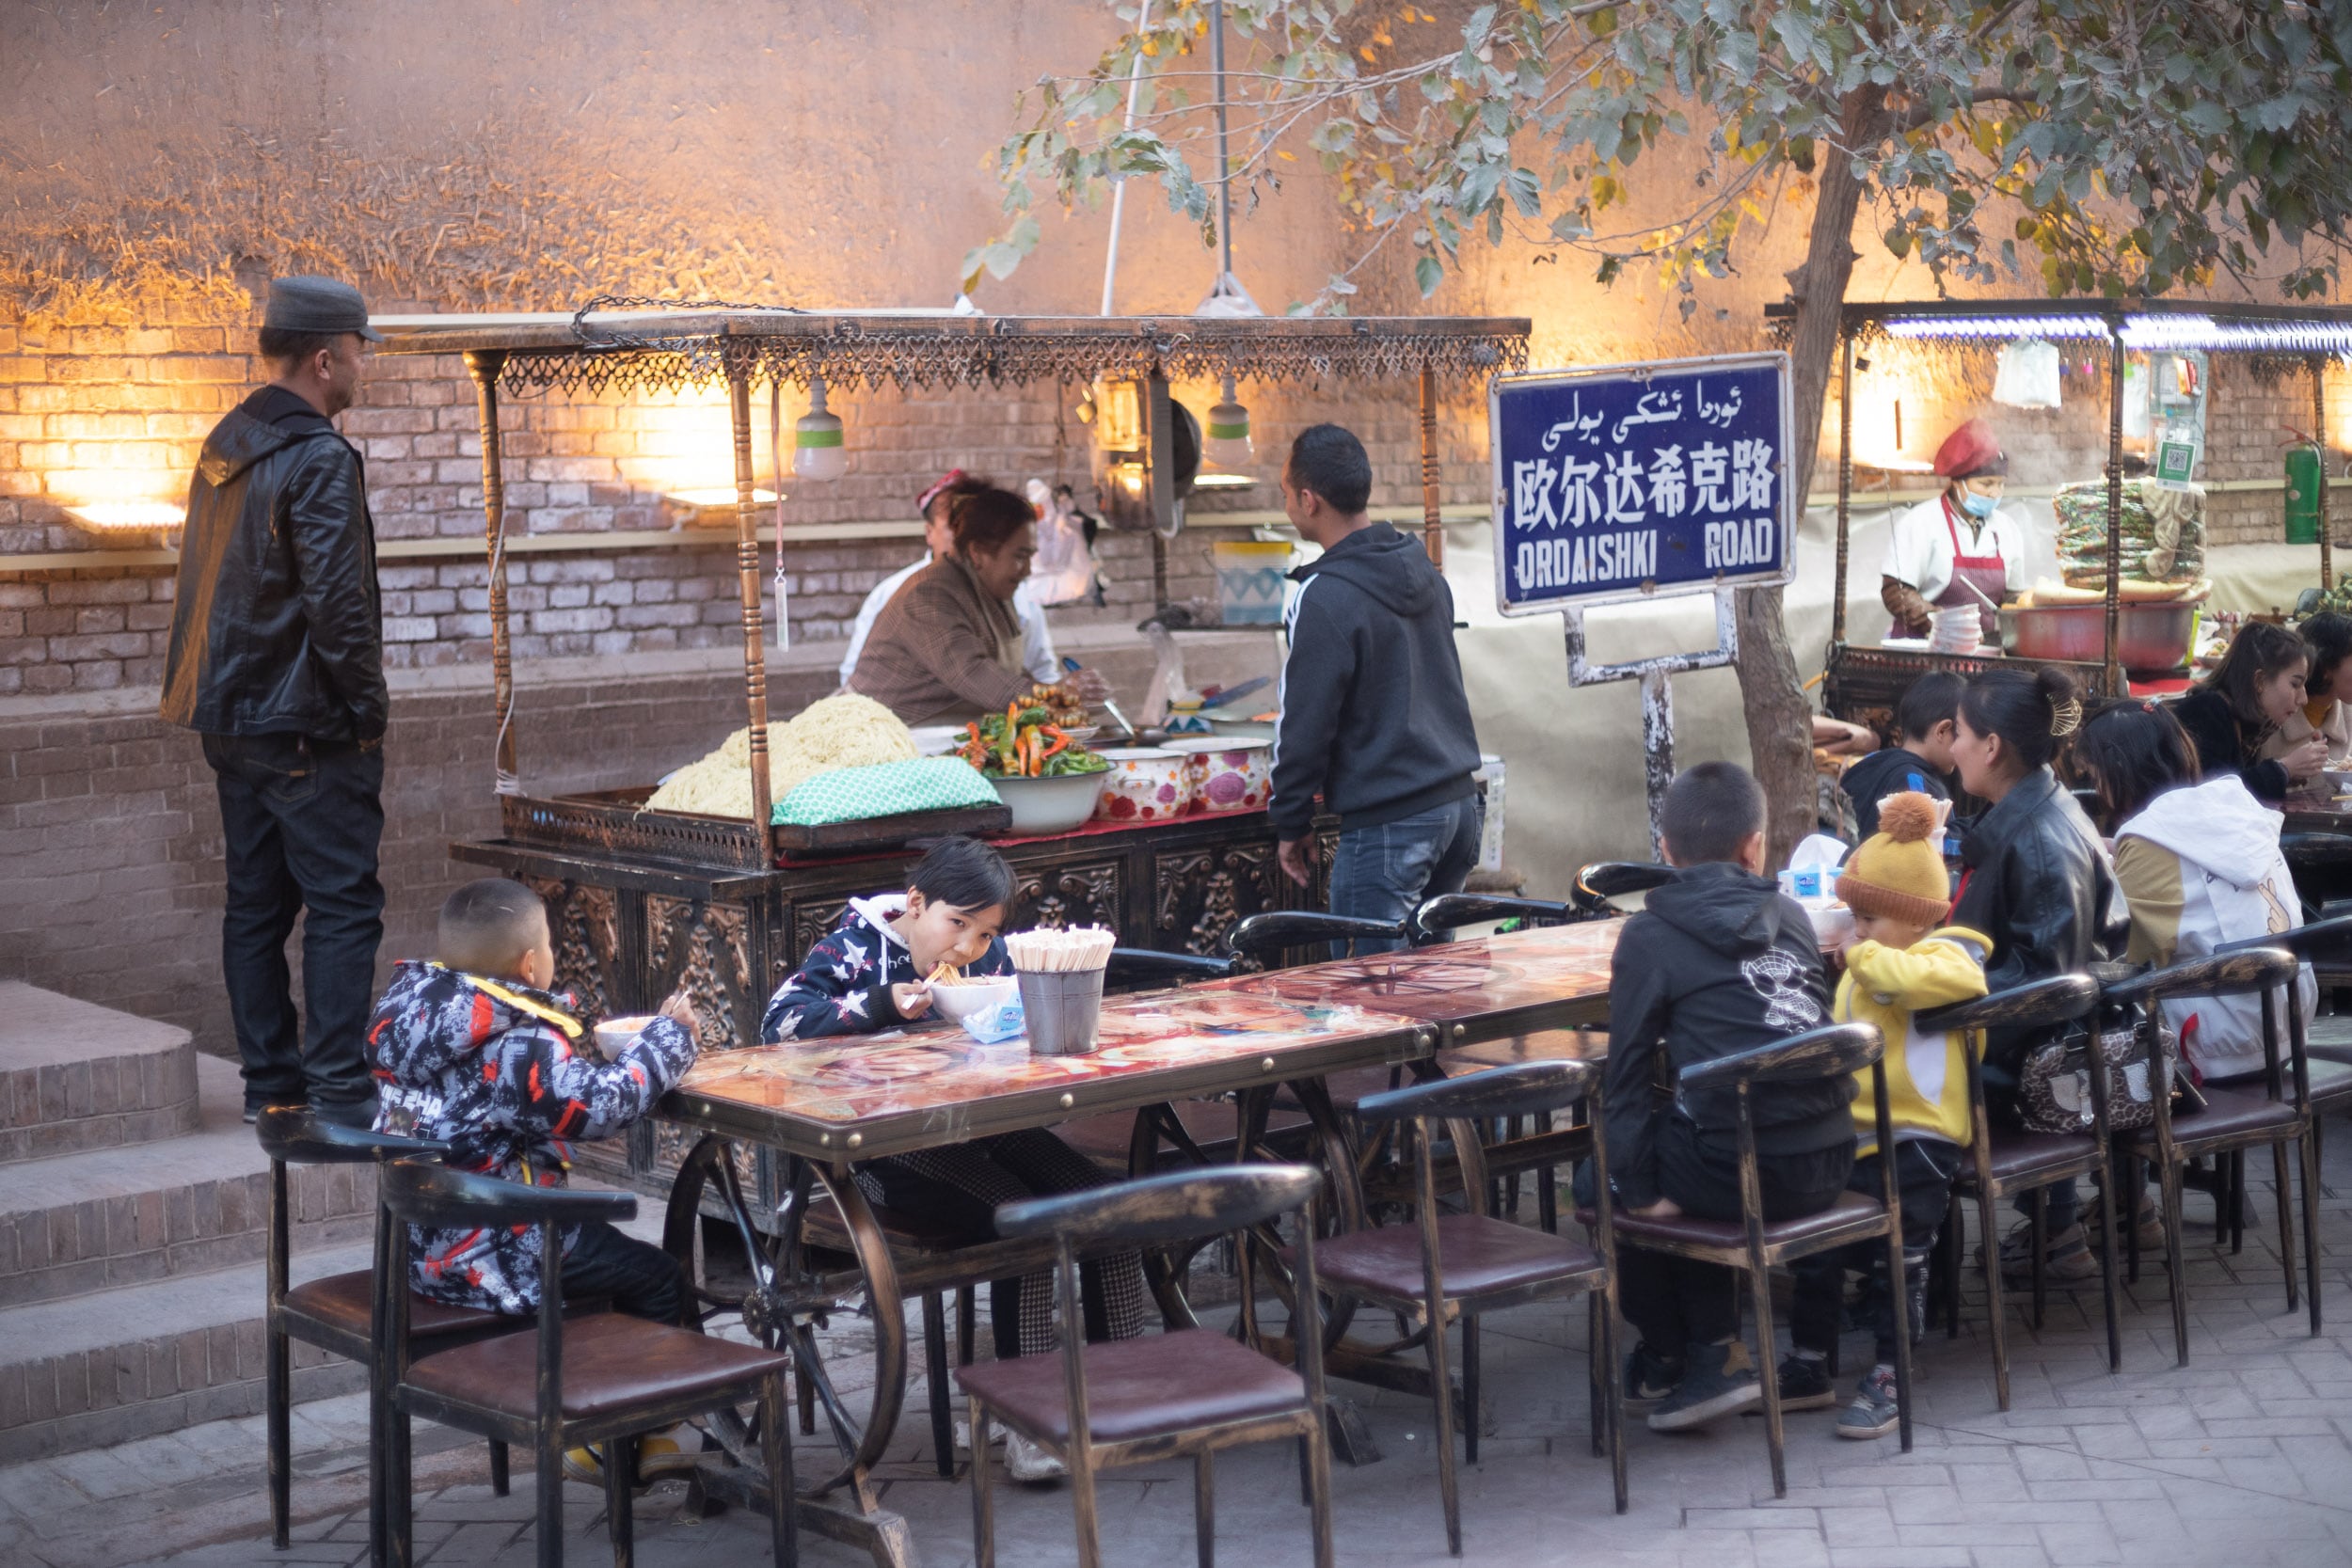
xmin=453 ymin=800 xmax=1336 ymax=1189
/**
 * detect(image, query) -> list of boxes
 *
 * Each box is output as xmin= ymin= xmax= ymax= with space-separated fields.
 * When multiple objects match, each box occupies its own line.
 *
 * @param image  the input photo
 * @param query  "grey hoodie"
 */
xmin=1268 ymin=523 xmax=1482 ymax=838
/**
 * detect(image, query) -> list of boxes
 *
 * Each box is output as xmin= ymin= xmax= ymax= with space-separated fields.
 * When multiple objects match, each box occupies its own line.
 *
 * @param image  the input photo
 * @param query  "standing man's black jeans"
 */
xmin=201 ymin=732 xmax=385 ymax=1124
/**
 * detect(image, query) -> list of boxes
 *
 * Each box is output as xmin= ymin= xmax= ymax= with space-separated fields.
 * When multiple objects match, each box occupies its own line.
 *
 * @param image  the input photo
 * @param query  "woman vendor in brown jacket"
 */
xmin=849 ymin=485 xmax=1106 ymax=725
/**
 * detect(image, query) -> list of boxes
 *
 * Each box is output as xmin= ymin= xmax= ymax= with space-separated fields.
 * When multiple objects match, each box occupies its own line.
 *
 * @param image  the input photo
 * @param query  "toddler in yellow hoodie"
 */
xmin=1780 ymin=792 xmax=1987 ymax=1439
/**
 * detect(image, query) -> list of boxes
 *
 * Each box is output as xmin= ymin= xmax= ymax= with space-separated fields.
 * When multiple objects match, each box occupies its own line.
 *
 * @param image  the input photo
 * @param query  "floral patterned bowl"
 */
xmin=1092 ymin=747 xmax=1190 ymax=823
xmin=1163 ymin=736 xmax=1271 ymax=815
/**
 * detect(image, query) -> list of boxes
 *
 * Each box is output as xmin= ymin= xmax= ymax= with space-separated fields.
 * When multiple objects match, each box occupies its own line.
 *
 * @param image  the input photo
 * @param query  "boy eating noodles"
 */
xmin=371 ymin=878 xmax=701 ymax=1324
xmin=1783 ymin=791 xmax=1983 ymax=1437
xmin=1602 ymin=762 xmax=1856 ymax=1431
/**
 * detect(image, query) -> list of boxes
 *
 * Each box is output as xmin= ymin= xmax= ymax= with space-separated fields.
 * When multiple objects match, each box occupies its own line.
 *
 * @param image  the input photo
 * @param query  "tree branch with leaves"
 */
xmin=975 ymin=0 xmax=2352 ymax=862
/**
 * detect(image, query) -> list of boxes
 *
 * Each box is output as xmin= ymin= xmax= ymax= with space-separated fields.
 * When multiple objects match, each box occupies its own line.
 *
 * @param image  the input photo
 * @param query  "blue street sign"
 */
xmin=1489 ymin=353 xmax=1794 ymax=615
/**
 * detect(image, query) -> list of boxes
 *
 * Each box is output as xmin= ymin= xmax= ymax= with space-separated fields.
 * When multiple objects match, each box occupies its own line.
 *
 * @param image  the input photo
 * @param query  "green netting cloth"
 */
xmin=771 ymin=757 xmax=1000 ymax=827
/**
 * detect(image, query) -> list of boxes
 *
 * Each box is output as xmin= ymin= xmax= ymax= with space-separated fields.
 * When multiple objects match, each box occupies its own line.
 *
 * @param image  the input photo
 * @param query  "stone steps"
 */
xmin=0 ymin=1055 xmax=374 ymax=1308
xmin=0 ymin=982 xmax=198 ymax=1165
xmin=0 ymin=1237 xmax=377 ymax=1465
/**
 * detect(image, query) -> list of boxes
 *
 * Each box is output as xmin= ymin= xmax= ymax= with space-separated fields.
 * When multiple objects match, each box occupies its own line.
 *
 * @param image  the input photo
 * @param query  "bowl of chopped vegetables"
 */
xmin=956 ymin=699 xmax=1113 ymax=834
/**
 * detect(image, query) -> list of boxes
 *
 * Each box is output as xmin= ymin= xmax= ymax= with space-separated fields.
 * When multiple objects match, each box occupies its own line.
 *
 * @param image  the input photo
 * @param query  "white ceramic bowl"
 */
xmin=1093 ymin=747 xmax=1190 ymax=822
xmin=928 ymin=975 xmax=1019 ymax=1023
xmin=990 ymin=771 xmax=1109 ymax=834
xmin=1162 ymin=736 xmax=1272 ymax=814
xmin=593 ymin=1014 xmax=658 ymax=1060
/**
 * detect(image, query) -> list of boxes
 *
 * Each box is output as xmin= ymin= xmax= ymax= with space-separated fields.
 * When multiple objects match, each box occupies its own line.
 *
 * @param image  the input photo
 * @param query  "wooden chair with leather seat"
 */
xmin=378 ymin=1160 xmax=796 ymax=1568
xmin=1910 ymin=974 xmax=2116 ymax=1409
xmin=1603 ymin=1021 xmax=1914 ymax=1498
xmin=2101 ymin=946 xmax=2322 ymax=1362
xmin=1104 ymin=947 xmax=1236 ymax=991
xmin=1571 ymin=860 xmax=1677 ymax=916
xmin=1224 ymin=909 xmax=1407 ymax=967
xmin=2222 ymin=913 xmax=2352 ymax=1175
xmin=1312 ymin=1059 xmax=1623 ymax=1555
xmin=956 ymin=1164 xmax=1338 ymax=1568
xmin=255 ymin=1108 xmax=516 ymax=1560
xmin=1406 ymin=892 xmax=1571 ymax=946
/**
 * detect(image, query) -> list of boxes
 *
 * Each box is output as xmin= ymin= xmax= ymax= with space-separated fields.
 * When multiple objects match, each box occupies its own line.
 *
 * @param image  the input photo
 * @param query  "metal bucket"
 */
xmin=1018 ymin=969 xmax=1106 ymax=1056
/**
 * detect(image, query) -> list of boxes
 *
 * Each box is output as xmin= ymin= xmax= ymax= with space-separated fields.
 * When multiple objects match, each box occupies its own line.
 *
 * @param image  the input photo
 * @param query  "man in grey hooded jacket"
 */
xmin=1269 ymin=424 xmax=1483 ymax=950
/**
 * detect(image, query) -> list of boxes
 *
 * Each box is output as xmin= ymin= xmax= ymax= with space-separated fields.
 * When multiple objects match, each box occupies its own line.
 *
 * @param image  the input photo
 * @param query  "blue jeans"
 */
xmin=1326 ymin=794 xmax=1483 ymax=955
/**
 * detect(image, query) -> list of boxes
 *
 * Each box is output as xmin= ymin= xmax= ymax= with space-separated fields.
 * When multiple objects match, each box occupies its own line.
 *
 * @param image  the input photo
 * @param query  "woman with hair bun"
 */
xmin=2176 ymin=620 xmax=2326 ymax=803
xmin=1947 ymin=664 xmax=2131 ymax=1283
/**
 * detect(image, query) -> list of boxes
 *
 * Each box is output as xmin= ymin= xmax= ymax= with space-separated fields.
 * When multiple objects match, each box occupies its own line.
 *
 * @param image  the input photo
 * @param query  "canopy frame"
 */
xmin=377 ymin=306 xmax=1532 ymax=863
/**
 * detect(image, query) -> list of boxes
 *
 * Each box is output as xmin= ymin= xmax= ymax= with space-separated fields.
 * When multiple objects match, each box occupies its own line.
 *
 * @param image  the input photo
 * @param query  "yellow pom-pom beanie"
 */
xmin=1835 ymin=791 xmax=1953 ymax=927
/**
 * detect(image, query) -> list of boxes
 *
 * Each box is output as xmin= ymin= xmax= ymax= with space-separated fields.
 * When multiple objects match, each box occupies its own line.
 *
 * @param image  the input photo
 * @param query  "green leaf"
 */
xmin=1415 ymin=255 xmax=1444 ymax=296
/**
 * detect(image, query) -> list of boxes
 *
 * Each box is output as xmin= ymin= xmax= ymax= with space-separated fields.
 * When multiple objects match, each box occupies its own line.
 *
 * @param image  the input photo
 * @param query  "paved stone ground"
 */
xmin=10 ymin=1133 xmax=2352 ymax=1568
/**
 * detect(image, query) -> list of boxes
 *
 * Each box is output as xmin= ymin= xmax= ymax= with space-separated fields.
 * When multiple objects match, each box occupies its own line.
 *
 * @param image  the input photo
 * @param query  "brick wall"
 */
xmin=0 ymin=298 xmax=1493 ymax=693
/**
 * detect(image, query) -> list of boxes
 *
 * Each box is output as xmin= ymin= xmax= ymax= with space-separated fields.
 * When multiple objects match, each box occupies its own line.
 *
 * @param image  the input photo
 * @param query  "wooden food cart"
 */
xmin=368 ymin=304 xmax=1528 ymax=1179
xmin=1789 ymin=298 xmax=2352 ymax=733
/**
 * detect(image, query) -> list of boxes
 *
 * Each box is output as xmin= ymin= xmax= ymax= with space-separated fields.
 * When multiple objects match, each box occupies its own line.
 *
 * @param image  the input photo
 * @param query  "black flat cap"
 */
xmin=263 ymin=276 xmax=383 ymax=341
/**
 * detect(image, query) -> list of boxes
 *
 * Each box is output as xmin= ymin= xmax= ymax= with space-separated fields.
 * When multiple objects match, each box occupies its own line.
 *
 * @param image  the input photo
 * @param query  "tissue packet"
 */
xmin=961 ymin=996 xmax=1027 ymax=1045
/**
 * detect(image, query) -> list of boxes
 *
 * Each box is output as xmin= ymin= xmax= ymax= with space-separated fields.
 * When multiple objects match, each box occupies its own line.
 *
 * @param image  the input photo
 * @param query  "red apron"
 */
xmin=1893 ymin=498 xmax=2008 ymax=640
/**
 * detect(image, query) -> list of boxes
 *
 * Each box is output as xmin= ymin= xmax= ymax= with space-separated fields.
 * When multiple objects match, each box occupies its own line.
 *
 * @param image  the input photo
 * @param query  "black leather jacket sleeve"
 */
xmin=284 ymin=442 xmax=389 ymax=741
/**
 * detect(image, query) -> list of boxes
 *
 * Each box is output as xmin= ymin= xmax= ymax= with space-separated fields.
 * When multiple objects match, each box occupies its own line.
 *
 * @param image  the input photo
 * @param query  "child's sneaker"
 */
xmin=1004 ymin=1431 xmax=1067 ymax=1483
xmin=1622 ymin=1342 xmax=1686 ymax=1410
xmin=1772 ymin=1354 xmax=1837 ymax=1412
xmin=1647 ymin=1339 xmax=1761 ymax=1432
xmin=1835 ymin=1366 xmax=1901 ymax=1439
xmin=1993 ymin=1219 xmax=2098 ymax=1285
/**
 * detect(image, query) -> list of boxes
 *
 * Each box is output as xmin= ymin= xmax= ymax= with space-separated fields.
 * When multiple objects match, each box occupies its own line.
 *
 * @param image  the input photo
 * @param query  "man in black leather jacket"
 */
xmin=161 ymin=277 xmax=388 ymax=1127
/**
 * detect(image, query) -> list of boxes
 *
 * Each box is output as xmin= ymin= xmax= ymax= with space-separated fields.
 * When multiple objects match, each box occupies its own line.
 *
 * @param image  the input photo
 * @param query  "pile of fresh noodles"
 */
xmin=645 ymin=693 xmax=918 ymax=818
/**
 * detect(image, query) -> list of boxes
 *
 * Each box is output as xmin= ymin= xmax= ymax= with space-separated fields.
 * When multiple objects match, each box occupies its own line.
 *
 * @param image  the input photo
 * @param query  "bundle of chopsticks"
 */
xmin=1004 ymin=926 xmax=1116 ymax=973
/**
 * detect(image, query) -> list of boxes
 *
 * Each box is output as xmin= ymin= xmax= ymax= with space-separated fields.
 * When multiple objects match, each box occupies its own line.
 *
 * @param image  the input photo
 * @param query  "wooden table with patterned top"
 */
xmin=651 ymin=988 xmax=1437 ymax=1568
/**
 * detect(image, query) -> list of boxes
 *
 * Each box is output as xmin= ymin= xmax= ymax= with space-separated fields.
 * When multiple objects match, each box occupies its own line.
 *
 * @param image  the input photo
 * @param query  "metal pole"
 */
xmin=1420 ymin=365 xmax=1443 ymax=567
xmin=1832 ymin=331 xmax=1852 ymax=648
xmin=464 ymin=349 xmax=519 ymax=795
xmin=2105 ymin=330 xmax=2124 ymax=692
xmin=1212 ymin=0 xmax=1233 ymax=281
xmin=1640 ymin=666 xmax=1674 ymax=863
xmin=729 ymin=360 xmax=775 ymax=856
xmin=2317 ymin=356 xmax=2334 ymax=592
xmin=1099 ymin=0 xmax=1156 ymax=314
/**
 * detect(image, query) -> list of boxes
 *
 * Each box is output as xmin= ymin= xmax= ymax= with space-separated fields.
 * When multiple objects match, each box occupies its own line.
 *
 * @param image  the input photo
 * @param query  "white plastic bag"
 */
xmin=1024 ymin=480 xmax=1097 ymax=607
xmin=1993 ymin=337 xmax=2062 ymax=410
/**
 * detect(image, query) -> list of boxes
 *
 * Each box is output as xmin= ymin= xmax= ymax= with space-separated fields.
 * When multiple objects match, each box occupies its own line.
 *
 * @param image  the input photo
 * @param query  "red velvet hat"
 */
xmin=1931 ymin=418 xmax=2007 ymax=480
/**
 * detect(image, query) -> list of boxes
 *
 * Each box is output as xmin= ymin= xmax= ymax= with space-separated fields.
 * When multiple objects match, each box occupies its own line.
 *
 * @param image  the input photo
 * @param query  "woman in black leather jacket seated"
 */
xmin=1948 ymin=665 xmax=2131 ymax=1283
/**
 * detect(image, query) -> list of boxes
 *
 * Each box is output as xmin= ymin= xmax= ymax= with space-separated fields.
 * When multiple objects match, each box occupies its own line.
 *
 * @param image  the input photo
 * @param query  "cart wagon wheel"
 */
xmin=1231 ymin=1081 xmax=1368 ymax=1354
xmin=1124 ymin=1100 xmax=1237 ymax=1330
xmin=661 ymin=1134 xmax=907 ymax=1499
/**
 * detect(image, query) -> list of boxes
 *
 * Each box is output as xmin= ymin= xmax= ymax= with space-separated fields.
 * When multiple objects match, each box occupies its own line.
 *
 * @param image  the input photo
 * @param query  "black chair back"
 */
xmin=1679 ymin=1021 xmax=1883 ymax=1093
xmin=1572 ymin=861 xmax=1675 ymax=915
xmin=1223 ymin=910 xmax=1405 ymax=960
xmin=1408 ymin=894 xmax=1572 ymax=946
xmin=256 ymin=1106 xmax=452 ymax=1164
xmin=1915 ymin=974 xmax=2101 ymax=1039
xmin=1104 ymin=947 xmax=1236 ymax=990
xmin=2280 ymin=833 xmax=2352 ymax=920
xmin=1355 ymin=1058 xmax=1600 ymax=1126
xmin=2217 ymin=911 xmax=2352 ymax=961
xmin=993 ymin=1164 xmax=1320 ymax=1249
xmin=380 ymin=1159 xmax=637 ymax=1231
xmin=2099 ymin=947 xmax=2297 ymax=1007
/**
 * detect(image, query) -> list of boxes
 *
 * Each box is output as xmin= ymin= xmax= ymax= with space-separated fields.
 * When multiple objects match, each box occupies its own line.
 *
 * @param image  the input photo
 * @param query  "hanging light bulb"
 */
xmin=793 ymin=374 xmax=847 ymax=482
xmin=1203 ymin=374 xmax=1253 ymax=470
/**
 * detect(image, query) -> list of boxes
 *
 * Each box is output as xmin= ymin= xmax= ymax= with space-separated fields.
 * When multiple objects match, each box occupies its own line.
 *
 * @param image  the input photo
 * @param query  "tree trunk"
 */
xmin=1740 ymin=88 xmax=1882 ymax=868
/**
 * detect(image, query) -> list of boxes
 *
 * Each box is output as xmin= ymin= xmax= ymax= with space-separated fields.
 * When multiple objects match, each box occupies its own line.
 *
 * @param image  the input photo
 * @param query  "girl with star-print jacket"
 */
xmin=760 ymin=895 xmax=1013 ymax=1039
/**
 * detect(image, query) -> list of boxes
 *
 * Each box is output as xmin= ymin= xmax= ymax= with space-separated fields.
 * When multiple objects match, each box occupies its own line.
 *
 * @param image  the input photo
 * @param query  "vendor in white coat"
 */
xmin=1880 ymin=418 xmax=2027 ymax=642
xmin=838 ymin=469 xmax=1060 ymax=689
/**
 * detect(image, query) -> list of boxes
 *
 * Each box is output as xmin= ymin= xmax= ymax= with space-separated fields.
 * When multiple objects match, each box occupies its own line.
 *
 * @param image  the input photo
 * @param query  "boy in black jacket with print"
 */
xmin=1602 ymin=762 xmax=1856 ymax=1432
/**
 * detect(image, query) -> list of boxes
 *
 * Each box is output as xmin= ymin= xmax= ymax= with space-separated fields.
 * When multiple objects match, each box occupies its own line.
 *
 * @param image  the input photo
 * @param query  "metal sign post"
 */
xmin=1564 ymin=588 xmax=1739 ymax=860
xmin=1492 ymin=353 xmax=1794 ymax=854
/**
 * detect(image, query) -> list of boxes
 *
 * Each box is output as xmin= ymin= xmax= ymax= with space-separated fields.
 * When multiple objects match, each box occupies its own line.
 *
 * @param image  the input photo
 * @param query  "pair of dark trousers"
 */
xmin=1327 ymin=793 xmax=1482 ymax=956
xmin=1615 ymin=1114 xmax=1853 ymax=1360
xmin=1789 ymin=1138 xmax=1962 ymax=1366
xmin=561 ymin=1219 xmax=687 ymax=1324
xmin=201 ymin=732 xmax=385 ymax=1119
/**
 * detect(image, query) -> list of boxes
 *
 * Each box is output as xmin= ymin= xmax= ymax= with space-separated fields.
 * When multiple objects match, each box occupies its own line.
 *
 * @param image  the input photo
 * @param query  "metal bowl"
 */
xmin=2001 ymin=600 xmax=2199 ymax=673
